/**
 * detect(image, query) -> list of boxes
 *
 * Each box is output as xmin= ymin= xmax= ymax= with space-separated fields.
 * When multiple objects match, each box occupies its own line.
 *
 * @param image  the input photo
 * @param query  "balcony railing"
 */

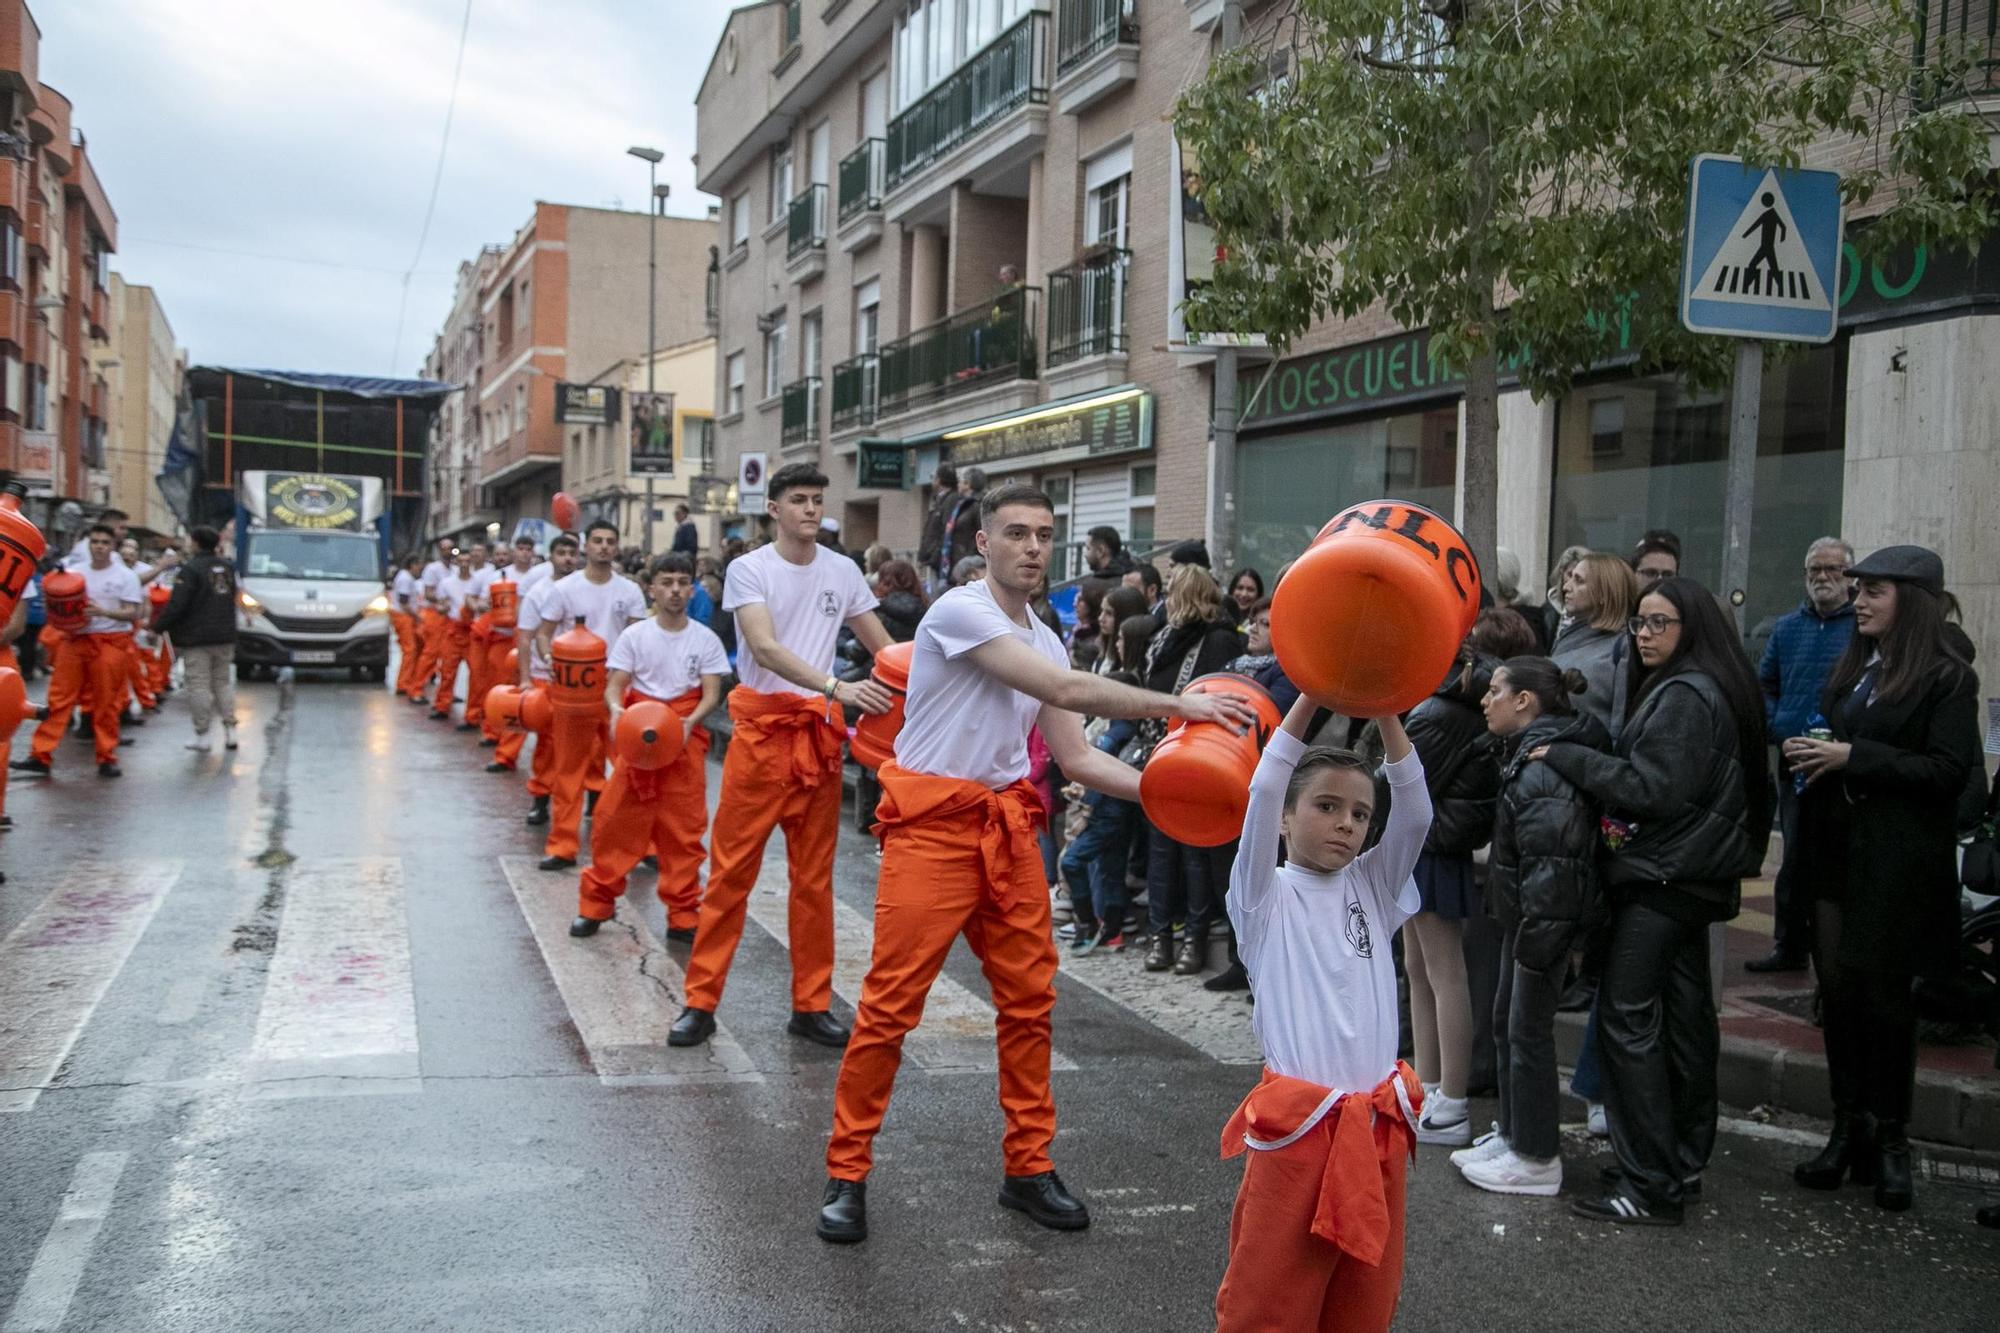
xmin=1914 ymin=1 xmax=1999 ymax=104
xmin=878 ymin=286 xmax=1040 ymax=417
xmin=1057 ymin=0 xmax=1137 ymax=76
xmin=1047 ymin=247 xmax=1130 ymax=367
xmin=838 ymin=139 xmax=886 ymax=224
xmin=781 ymin=376 xmax=822 ymax=445
xmin=831 ymin=353 xmax=879 ymax=432
xmin=886 ymin=10 xmax=1050 ymax=192
xmin=786 ymin=184 xmax=828 ymax=259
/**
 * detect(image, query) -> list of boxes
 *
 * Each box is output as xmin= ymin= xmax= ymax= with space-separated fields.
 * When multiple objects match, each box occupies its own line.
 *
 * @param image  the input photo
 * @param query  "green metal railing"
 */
xmin=885 ymin=10 xmax=1050 ymax=191
xmin=1057 ymin=0 xmax=1137 ymax=76
xmin=838 ymin=139 xmax=885 ymax=223
xmin=780 ymin=377 xmax=821 ymax=446
xmin=1914 ymin=1 xmax=1999 ymax=104
xmin=831 ymin=353 xmax=879 ymax=431
xmin=1047 ymin=247 xmax=1130 ymax=366
xmin=786 ymin=184 xmax=827 ymax=259
xmin=878 ymin=287 xmax=1040 ymax=417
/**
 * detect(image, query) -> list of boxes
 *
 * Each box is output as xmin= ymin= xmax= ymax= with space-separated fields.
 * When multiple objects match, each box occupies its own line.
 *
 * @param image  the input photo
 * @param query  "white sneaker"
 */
xmin=1450 ymin=1124 xmax=1509 ymax=1170
xmin=1415 ymin=1094 xmax=1473 ymax=1146
xmin=186 ymin=734 xmax=212 ymax=754
xmin=1461 ymin=1149 xmax=1563 ymax=1196
xmin=1587 ymin=1103 xmax=1609 ymax=1138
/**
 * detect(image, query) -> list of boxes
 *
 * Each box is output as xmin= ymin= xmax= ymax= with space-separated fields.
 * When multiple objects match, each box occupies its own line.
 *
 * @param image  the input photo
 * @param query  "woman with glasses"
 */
xmin=1784 ymin=546 xmax=1979 ymax=1212
xmin=1551 ymin=553 xmax=1641 ymax=737
xmin=1530 ymin=578 xmax=1771 ymax=1226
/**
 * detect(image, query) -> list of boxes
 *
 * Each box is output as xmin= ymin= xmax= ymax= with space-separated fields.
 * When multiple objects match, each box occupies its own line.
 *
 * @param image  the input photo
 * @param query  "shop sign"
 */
xmin=555 ymin=383 xmax=619 ymax=425
xmin=855 ymin=439 xmax=909 ymax=490
xmin=944 ymin=389 xmax=1153 ymax=468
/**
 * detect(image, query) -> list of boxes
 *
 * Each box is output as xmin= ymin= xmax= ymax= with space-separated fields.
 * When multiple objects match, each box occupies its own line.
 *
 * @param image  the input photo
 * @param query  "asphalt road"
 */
xmin=1 ymin=678 xmax=1995 ymax=1332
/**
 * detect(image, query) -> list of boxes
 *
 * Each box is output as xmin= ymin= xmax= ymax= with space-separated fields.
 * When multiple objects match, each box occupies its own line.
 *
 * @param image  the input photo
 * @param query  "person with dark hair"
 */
xmin=671 ymin=503 xmax=699 ymax=555
xmin=1169 ymin=539 xmax=1211 ymax=572
xmin=427 ymin=545 xmax=481 ymax=722
xmin=1469 ymin=606 xmax=1540 ymax=662
xmin=1068 ymin=577 xmax=1114 ymax=672
xmin=1631 ymin=531 xmax=1681 ymax=591
xmin=17 ymin=524 xmax=141 ymax=778
xmin=1085 ymin=526 xmax=1134 ymax=579
xmin=509 ymin=534 xmax=582 ymax=816
xmin=1124 ymin=561 xmax=1165 ymax=624
xmin=1785 ymin=546 xmax=1980 ymax=1213
xmin=63 ymin=508 xmax=128 ymax=569
xmin=153 ymin=525 xmax=239 ymax=754
xmin=1226 ymin=568 xmax=1264 ymax=621
xmin=871 ymin=559 xmax=928 ymax=643
xmin=391 ymin=553 xmax=426 ymax=699
xmin=1455 ymin=657 xmax=1609 ymax=1195
xmin=1532 ymin=577 xmax=1770 ymax=1226
xmin=918 ymin=463 xmax=961 ymax=588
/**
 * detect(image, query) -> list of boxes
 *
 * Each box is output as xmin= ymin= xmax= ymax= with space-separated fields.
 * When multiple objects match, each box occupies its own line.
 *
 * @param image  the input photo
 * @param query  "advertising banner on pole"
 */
xmin=628 ymin=392 xmax=675 ymax=476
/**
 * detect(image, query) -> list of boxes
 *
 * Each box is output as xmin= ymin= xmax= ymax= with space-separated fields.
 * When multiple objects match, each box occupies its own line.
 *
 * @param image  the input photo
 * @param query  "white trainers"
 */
xmin=1461 ymin=1149 xmax=1563 ymax=1196
xmin=1449 ymin=1124 xmax=1509 ymax=1170
xmin=1587 ymin=1102 xmax=1609 ymax=1138
xmin=1415 ymin=1094 xmax=1473 ymax=1146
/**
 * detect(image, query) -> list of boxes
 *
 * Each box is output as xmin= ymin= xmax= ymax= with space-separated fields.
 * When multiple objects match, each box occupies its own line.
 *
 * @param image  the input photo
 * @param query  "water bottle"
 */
xmin=1794 ymin=713 xmax=1832 ymax=794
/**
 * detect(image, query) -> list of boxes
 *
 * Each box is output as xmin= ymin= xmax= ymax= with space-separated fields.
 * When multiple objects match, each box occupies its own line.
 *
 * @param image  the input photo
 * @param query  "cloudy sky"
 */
xmin=36 ymin=0 xmax=742 ymax=378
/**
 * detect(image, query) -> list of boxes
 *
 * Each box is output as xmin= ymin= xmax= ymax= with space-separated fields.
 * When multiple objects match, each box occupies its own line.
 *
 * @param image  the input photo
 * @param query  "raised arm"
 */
xmin=1357 ymin=712 xmax=1431 ymax=898
xmin=1231 ymin=694 xmax=1317 ymax=915
xmin=963 ymin=632 xmax=1257 ymax=729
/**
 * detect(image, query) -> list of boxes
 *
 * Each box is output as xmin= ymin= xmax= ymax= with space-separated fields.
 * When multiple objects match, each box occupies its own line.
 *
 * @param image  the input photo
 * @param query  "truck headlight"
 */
xmin=238 ymin=590 xmax=262 ymax=615
xmin=363 ymin=594 xmax=390 ymax=615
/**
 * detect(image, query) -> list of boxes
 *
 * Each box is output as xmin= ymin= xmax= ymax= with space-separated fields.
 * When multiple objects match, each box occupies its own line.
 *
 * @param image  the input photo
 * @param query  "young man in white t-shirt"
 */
xmin=671 ymin=464 xmax=894 ymax=1052
xmin=816 ymin=484 xmax=1256 ymax=1245
xmin=530 ymin=520 xmax=646 ymax=870
xmin=502 ymin=535 xmax=580 ymax=803
xmin=406 ymin=536 xmax=455 ymax=703
xmin=391 ymin=555 xmax=424 ymax=698
xmin=17 ymin=524 xmax=144 ymax=777
xmin=571 ymin=553 xmax=729 ymax=940
xmin=429 ymin=546 xmax=481 ymax=721
xmin=473 ymin=537 xmax=541 ymax=749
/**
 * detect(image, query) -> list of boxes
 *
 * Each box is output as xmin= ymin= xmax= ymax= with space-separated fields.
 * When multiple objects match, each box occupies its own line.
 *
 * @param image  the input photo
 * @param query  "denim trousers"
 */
xmin=1059 ymin=799 xmax=1135 ymax=932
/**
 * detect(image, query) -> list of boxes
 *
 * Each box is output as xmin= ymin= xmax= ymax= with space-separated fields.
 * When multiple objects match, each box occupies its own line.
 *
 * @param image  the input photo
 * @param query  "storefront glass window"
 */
xmin=1238 ymin=405 xmax=1458 ymax=578
xmin=1550 ymin=344 xmax=1842 ymax=654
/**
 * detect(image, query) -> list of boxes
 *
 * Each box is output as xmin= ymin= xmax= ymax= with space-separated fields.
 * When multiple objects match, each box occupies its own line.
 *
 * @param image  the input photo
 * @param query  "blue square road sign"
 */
xmin=1680 ymin=154 xmax=1844 ymax=343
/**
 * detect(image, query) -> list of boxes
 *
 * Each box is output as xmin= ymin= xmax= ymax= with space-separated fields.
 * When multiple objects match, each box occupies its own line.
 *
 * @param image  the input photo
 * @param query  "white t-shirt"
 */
xmin=63 ymin=536 xmax=94 ymax=570
xmin=80 ymin=560 xmax=143 ymax=636
xmin=420 ymin=559 xmax=449 ymax=607
xmin=391 ymin=569 xmax=420 ymax=612
xmin=517 ymin=578 xmax=564 ymax=681
xmin=545 ymin=569 xmax=647 ymax=647
xmin=515 ymin=561 xmax=552 ymax=596
xmin=894 ymin=580 xmax=1068 ymax=788
xmin=720 ymin=543 xmax=877 ymax=697
xmin=609 ymin=618 xmax=729 ymax=701
xmin=1230 ymin=731 xmax=1430 ymax=1096
xmin=436 ymin=571 xmax=480 ymax=617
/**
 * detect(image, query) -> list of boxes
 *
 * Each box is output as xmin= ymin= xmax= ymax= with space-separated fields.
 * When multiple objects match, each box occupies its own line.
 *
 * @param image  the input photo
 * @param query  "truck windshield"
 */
xmin=245 ymin=532 xmax=379 ymax=581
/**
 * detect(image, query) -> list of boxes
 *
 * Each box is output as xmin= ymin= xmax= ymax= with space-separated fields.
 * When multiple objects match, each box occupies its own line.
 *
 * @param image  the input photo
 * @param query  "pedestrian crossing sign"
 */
xmin=1680 ymin=154 xmax=1843 ymax=343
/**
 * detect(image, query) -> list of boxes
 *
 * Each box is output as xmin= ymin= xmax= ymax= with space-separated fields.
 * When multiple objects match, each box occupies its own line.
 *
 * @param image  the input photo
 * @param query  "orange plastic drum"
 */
xmin=1271 ymin=499 xmax=1482 ymax=717
xmin=0 ymin=666 xmax=30 ymax=739
xmin=1139 ymin=673 xmax=1283 ymax=848
xmin=486 ymin=684 xmax=524 ymax=730
xmin=0 ymin=481 xmax=47 ymax=631
xmin=548 ymin=627 xmax=607 ymax=713
xmin=487 ymin=579 xmax=518 ymax=630
xmin=615 ymin=700 xmax=686 ymax=771
xmin=146 ymin=583 xmax=172 ymax=628
xmin=518 ymin=686 xmax=554 ymax=734
xmin=848 ymin=640 xmax=913 ymax=771
xmin=502 ymin=647 xmax=519 ymax=679
xmin=41 ymin=571 xmax=87 ymax=634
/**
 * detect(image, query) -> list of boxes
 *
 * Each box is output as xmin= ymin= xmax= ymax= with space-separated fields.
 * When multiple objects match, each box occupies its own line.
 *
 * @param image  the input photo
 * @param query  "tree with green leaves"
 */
xmin=1175 ymin=0 xmax=1995 ymax=572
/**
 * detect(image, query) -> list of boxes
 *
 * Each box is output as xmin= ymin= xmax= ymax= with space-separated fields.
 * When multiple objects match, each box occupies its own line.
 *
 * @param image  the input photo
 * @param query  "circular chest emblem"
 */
xmin=818 ymin=590 xmax=839 ymax=617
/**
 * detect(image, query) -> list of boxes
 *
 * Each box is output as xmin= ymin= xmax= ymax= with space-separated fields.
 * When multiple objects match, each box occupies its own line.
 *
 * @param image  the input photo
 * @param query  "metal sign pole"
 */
xmin=1720 ymin=338 xmax=1761 ymax=637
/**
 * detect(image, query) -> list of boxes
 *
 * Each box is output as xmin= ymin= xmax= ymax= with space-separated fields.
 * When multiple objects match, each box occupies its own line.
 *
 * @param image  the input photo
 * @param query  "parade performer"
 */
xmin=1211 ymin=694 xmax=1433 ymax=1333
xmin=509 ymin=535 xmax=580 ymax=804
xmin=477 ymin=537 xmax=541 ymax=754
xmin=410 ymin=536 xmax=454 ymax=704
xmin=814 ymin=484 xmax=1256 ymax=1244
xmin=459 ymin=542 xmax=497 ymax=733
xmin=530 ymin=520 xmax=645 ymax=870
xmin=670 ymin=464 xmax=892 ymax=1052
xmin=14 ymin=524 xmax=143 ymax=778
xmin=570 ymin=553 xmax=727 ymax=940
xmin=391 ymin=554 xmax=425 ymax=698
xmin=429 ymin=546 xmax=481 ymax=720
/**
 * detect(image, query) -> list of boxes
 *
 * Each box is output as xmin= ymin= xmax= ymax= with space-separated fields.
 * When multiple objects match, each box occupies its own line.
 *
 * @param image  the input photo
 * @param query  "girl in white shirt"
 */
xmin=1214 ymin=694 xmax=1432 ymax=1333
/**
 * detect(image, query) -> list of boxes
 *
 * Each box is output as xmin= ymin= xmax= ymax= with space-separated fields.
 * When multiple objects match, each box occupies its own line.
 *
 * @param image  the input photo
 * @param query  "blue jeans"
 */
xmin=1060 ymin=799 xmax=1135 ymax=933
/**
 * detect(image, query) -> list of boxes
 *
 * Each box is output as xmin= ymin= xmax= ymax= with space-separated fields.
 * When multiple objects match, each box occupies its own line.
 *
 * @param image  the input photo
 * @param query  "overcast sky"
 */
xmin=36 ymin=0 xmax=742 ymax=379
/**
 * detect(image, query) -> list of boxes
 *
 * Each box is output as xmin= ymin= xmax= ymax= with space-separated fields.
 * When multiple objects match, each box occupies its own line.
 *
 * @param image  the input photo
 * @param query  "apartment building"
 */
xmin=103 ymin=274 xmax=182 ymax=534
xmin=0 ymin=0 xmax=119 ymax=509
xmin=560 ymin=334 xmax=719 ymax=551
xmin=423 ymin=203 xmax=714 ymax=545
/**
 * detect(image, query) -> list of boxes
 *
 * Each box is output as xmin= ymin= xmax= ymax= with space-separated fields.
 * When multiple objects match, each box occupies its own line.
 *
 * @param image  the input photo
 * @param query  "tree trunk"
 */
xmin=1460 ymin=56 xmax=1500 ymax=585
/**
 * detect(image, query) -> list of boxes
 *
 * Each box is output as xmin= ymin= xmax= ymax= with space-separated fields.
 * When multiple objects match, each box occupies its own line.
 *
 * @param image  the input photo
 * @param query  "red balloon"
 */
xmin=550 ymin=492 xmax=580 ymax=531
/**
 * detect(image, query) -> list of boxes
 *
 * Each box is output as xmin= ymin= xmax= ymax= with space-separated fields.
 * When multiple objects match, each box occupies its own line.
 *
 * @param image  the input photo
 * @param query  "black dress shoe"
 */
xmin=455 ymin=722 xmax=477 ymax=732
xmin=569 ymin=915 xmax=606 ymax=938
xmin=585 ymin=789 xmax=600 ymax=817
xmin=485 ymin=761 xmax=514 ymax=773
xmin=479 ymin=737 xmax=498 ymax=748
xmin=788 ymin=1010 xmax=851 ymax=1047
xmin=98 ymin=762 xmax=123 ymax=777
xmin=538 ymin=854 xmax=576 ymax=871
xmin=118 ymin=736 xmax=135 ymax=746
xmin=1144 ymin=933 xmax=1175 ymax=973
xmin=9 ymin=756 xmax=49 ymax=775
xmin=1173 ymin=935 xmax=1208 ymax=976
xmin=1977 ymin=1201 xmax=2000 ymax=1229
xmin=1203 ymin=962 xmax=1251 ymax=993
xmin=816 ymin=1178 xmax=867 ymax=1243
xmin=428 ymin=710 xmax=450 ymax=721
xmin=998 ymin=1171 xmax=1090 ymax=1231
xmin=665 ymin=926 xmax=696 ymax=944
xmin=1745 ymin=948 xmax=1809 ymax=974
xmin=668 ymin=1006 xmax=716 ymax=1047
xmin=525 ymin=795 xmax=550 ymax=826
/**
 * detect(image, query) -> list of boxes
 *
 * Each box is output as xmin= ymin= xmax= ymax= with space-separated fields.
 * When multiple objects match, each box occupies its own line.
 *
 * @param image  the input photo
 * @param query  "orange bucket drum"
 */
xmin=615 ymin=700 xmax=686 ymax=771
xmin=1139 ymin=673 xmax=1284 ymax=847
xmin=848 ymin=640 xmax=913 ymax=771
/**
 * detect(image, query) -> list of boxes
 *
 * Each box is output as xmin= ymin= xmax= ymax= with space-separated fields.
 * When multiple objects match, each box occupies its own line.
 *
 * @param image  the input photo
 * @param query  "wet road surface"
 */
xmin=1 ymin=679 xmax=1996 ymax=1331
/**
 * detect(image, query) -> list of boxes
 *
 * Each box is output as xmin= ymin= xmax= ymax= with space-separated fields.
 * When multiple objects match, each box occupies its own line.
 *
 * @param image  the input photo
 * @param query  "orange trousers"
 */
xmin=409 ymin=610 xmax=444 ymax=702
xmin=0 ymin=644 xmax=17 ymax=818
xmin=479 ymin=635 xmax=515 ymax=741
xmin=127 ymin=637 xmax=157 ymax=711
xmin=826 ymin=765 xmax=1054 ymax=1181
xmin=683 ymin=689 xmax=845 ymax=1014
xmin=577 ymin=690 xmax=710 ymax=928
xmin=543 ymin=704 xmax=609 ymax=860
xmin=1214 ymin=1067 xmax=1420 ymax=1333
xmin=148 ymin=636 xmax=173 ymax=696
xmin=430 ymin=620 xmax=470 ymax=714
xmin=30 ymin=633 xmax=126 ymax=766
xmin=463 ymin=628 xmax=493 ymax=726
xmin=392 ymin=614 xmax=420 ymax=696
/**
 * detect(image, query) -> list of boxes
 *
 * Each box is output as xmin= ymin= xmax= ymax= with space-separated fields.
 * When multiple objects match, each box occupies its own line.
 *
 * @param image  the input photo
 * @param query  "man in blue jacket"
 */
xmin=1752 ymin=537 xmax=1855 ymax=972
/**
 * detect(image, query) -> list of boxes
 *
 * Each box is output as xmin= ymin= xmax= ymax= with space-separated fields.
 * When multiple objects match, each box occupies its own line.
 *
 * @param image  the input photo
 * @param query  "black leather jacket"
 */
xmin=1490 ymin=710 xmax=1610 ymax=971
xmin=153 ymin=554 xmax=238 ymax=647
xmin=1404 ymin=655 xmax=1501 ymax=858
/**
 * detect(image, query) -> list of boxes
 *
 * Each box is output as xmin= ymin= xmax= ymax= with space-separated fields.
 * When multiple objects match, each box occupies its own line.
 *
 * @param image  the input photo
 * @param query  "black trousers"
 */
xmin=1599 ymin=898 xmax=1719 ymax=1207
xmin=1813 ymin=901 xmax=1917 ymax=1124
xmin=1493 ymin=920 xmax=1564 ymax=1162
xmin=1771 ymin=779 xmax=1812 ymax=957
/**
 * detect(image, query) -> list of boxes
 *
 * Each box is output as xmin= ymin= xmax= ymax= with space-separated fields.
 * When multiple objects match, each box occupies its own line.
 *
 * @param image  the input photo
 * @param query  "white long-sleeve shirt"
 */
xmin=1230 ymin=730 xmax=1432 ymax=1095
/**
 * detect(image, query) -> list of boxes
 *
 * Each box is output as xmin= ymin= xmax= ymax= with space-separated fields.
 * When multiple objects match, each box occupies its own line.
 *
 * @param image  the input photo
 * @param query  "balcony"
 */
xmin=1914 ymin=1 xmax=1999 ymax=108
xmin=786 ymin=183 xmax=828 ymax=280
xmin=1054 ymin=0 xmax=1138 ymax=113
xmin=884 ymin=10 xmax=1050 ymax=212
xmin=878 ymin=286 xmax=1039 ymax=419
xmin=837 ymin=139 xmax=886 ymax=251
xmin=1046 ymin=247 xmax=1130 ymax=384
xmin=830 ymin=353 xmax=879 ymax=433
xmin=781 ymin=376 xmax=822 ymax=448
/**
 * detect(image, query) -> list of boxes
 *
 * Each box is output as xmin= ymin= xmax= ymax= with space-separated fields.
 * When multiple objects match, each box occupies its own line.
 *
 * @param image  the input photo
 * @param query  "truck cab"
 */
xmin=233 ymin=472 xmax=392 ymax=680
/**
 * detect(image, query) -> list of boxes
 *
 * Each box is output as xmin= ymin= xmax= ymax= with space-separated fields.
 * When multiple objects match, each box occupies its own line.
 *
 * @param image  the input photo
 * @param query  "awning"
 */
xmin=187 ymin=367 xmax=457 ymax=405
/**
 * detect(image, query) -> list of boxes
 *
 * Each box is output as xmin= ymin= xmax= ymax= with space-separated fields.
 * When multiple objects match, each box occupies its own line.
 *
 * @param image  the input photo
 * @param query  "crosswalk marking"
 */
xmin=501 ymin=856 xmax=762 ymax=1087
xmin=247 ymin=856 xmax=420 ymax=1096
xmin=742 ymin=845 xmax=1079 ymax=1075
xmin=0 ymin=860 xmax=183 ymax=1113
xmin=1 ymin=1151 xmax=128 ymax=1333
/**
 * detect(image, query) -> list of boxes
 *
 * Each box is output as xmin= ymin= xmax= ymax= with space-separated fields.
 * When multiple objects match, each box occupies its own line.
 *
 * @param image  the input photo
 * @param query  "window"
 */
xmin=27 ymin=365 xmax=47 ymax=431
xmin=1084 ymin=146 xmax=1132 ymax=248
xmin=768 ymin=143 xmax=794 ymax=225
xmin=516 ymin=280 xmax=530 ymax=330
xmin=800 ymin=310 xmax=822 ymax=378
xmin=854 ymin=278 xmax=881 ymax=355
xmin=497 ymin=287 xmax=515 ymax=353
xmin=763 ymin=321 xmax=787 ymax=399
xmin=687 ymin=415 xmax=716 ymax=471
xmin=0 ymin=213 xmax=20 ymax=290
xmin=731 ymin=194 xmax=751 ymax=249
xmin=513 ymin=382 xmax=527 ymax=434
xmin=725 ymin=351 xmax=746 ymax=415
xmin=1128 ymin=462 xmax=1155 ymax=548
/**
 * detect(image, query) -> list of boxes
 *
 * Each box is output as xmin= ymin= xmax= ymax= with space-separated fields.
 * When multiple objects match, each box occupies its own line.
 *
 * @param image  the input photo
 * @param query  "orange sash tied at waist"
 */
xmin=727 ymin=687 xmax=844 ymax=788
xmin=620 ymin=687 xmax=707 ymax=801
xmin=872 ymin=763 xmax=1045 ymax=912
xmin=1220 ymin=1062 xmax=1423 ymax=1268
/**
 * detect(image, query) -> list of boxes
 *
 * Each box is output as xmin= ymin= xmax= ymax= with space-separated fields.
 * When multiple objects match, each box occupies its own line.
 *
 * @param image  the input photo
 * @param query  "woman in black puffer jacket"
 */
xmin=1536 ymin=577 xmax=1770 ymax=1227
xmin=1399 ymin=646 xmax=1502 ymax=1146
xmin=1458 ymin=656 xmax=1610 ymax=1195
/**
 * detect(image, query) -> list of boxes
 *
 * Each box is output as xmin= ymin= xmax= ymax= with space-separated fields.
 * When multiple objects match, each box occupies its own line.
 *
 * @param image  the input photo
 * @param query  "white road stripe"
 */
xmin=246 ymin=857 xmax=420 ymax=1096
xmin=746 ymin=838 xmax=1077 ymax=1074
xmin=1054 ymin=948 xmax=1263 ymax=1066
xmin=1 ymin=1151 xmax=129 ymax=1332
xmin=0 ymin=860 xmax=183 ymax=1112
xmin=501 ymin=856 xmax=761 ymax=1086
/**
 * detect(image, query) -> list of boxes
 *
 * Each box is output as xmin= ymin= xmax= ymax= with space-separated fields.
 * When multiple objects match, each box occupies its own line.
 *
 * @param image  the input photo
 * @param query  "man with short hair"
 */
xmin=1123 ymin=562 xmax=1165 ymax=624
xmin=815 ymin=484 xmax=1256 ymax=1244
xmin=671 ymin=504 xmax=699 ymax=556
xmin=409 ymin=537 xmax=455 ymax=704
xmin=1752 ymin=535 xmax=1857 ymax=973
xmin=17 ymin=524 xmax=142 ymax=777
xmin=671 ymin=463 xmax=893 ymax=1051
xmin=429 ymin=546 xmax=481 ymax=721
xmin=391 ymin=554 xmax=425 ymax=697
xmin=154 ymin=525 xmax=239 ymax=753
xmin=476 ymin=537 xmax=542 ymax=758
xmin=1632 ymin=530 xmax=1681 ymax=589
xmin=1084 ymin=526 xmax=1134 ymax=579
xmin=509 ymin=534 xmax=581 ymax=808
xmin=64 ymin=508 xmax=128 ymax=569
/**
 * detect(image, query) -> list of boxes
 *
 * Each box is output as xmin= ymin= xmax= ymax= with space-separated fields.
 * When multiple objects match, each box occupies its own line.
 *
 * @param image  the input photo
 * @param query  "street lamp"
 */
xmin=628 ymin=144 xmax=666 ymax=554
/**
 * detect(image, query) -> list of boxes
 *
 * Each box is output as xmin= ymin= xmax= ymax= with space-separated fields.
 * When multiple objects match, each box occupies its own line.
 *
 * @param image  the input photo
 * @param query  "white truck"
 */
xmin=233 ymin=470 xmax=393 ymax=681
